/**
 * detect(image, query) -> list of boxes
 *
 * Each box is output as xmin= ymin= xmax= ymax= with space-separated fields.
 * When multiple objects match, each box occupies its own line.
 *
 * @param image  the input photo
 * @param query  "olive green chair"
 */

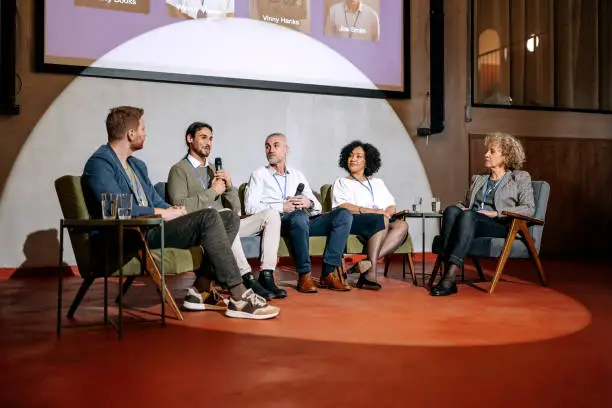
xmin=54 ymin=175 xmax=202 ymax=321
xmin=320 ymin=184 xmax=416 ymax=282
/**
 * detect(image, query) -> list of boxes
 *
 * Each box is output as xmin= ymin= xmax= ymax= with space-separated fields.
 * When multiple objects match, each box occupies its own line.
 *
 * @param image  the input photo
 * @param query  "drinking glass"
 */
xmin=117 ymin=194 xmax=133 ymax=220
xmin=101 ymin=192 xmax=118 ymax=220
xmin=411 ymin=197 xmax=423 ymax=213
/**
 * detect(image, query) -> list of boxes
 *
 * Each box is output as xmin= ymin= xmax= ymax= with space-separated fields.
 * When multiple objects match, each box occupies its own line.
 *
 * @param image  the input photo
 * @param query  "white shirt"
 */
xmin=332 ymin=177 xmax=395 ymax=210
xmin=167 ymin=0 xmax=235 ymax=19
xmin=245 ymin=165 xmax=322 ymax=215
xmin=186 ymin=154 xmax=209 ymax=169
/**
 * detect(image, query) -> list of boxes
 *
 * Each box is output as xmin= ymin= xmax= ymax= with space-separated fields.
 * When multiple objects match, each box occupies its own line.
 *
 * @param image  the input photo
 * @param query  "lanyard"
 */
xmin=350 ymin=175 xmax=376 ymax=208
xmin=273 ymin=173 xmax=288 ymax=200
xmin=481 ymin=174 xmax=505 ymax=209
xmin=126 ymin=164 xmax=147 ymax=206
xmin=188 ymin=158 xmax=209 ymax=190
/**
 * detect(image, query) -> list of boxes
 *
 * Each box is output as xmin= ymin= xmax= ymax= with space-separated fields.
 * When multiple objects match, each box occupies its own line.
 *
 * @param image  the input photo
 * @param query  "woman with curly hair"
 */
xmin=332 ymin=141 xmax=409 ymax=290
xmin=431 ymin=132 xmax=535 ymax=296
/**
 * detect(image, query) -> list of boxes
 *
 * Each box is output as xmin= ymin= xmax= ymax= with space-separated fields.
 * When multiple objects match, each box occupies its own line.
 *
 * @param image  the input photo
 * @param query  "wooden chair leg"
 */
xmin=384 ymin=255 xmax=391 ymax=277
xmin=335 ymin=266 xmax=350 ymax=289
xmin=489 ymin=219 xmax=520 ymax=294
xmin=471 ymin=256 xmax=486 ymax=282
xmin=427 ymin=254 xmax=443 ymax=288
xmin=67 ymin=276 xmax=96 ymax=318
xmin=407 ymin=253 xmax=416 ymax=284
xmin=134 ymin=231 xmax=184 ymax=321
xmin=517 ymin=222 xmax=547 ymax=286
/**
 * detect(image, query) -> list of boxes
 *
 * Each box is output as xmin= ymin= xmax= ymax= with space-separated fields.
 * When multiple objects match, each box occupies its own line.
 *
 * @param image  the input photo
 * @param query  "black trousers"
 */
xmin=145 ymin=209 xmax=242 ymax=289
xmin=441 ymin=206 xmax=507 ymax=267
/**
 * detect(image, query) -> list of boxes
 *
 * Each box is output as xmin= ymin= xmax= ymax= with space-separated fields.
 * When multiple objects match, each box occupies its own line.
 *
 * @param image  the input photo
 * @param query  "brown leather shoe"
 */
xmin=297 ymin=273 xmax=318 ymax=293
xmin=320 ymin=272 xmax=352 ymax=291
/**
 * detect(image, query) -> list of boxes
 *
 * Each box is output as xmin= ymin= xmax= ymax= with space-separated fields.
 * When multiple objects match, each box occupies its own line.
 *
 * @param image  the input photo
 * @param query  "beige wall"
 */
xmin=1 ymin=0 xmax=611 ymax=257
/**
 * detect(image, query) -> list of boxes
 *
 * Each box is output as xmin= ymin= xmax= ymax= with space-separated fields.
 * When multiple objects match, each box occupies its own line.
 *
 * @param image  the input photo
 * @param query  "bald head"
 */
xmin=265 ymin=133 xmax=289 ymax=166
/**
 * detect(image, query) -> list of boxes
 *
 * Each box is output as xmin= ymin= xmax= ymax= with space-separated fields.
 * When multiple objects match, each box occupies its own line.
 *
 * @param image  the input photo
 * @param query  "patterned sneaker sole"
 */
xmin=225 ymin=309 xmax=280 ymax=320
xmin=183 ymin=301 xmax=227 ymax=311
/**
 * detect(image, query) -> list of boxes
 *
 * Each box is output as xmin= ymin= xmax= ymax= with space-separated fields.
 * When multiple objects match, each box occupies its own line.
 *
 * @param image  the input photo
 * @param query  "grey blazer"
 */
xmin=461 ymin=170 xmax=535 ymax=218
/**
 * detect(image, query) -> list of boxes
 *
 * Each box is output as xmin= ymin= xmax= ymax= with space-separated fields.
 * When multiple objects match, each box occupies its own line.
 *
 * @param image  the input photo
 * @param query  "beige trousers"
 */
xmin=231 ymin=208 xmax=281 ymax=276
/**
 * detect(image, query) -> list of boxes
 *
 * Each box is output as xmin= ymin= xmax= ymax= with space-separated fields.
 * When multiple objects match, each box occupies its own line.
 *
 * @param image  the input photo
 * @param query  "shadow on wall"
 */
xmin=11 ymin=229 xmax=72 ymax=278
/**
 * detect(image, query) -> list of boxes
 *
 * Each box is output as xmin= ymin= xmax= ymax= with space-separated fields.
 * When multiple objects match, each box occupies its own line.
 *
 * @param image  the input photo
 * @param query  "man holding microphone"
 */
xmin=244 ymin=132 xmax=354 ymax=293
xmin=167 ymin=122 xmax=286 ymax=305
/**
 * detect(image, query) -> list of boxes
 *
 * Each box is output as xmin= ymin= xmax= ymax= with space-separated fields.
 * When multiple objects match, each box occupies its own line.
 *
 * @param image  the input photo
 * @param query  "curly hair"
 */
xmin=338 ymin=140 xmax=382 ymax=177
xmin=484 ymin=132 xmax=526 ymax=170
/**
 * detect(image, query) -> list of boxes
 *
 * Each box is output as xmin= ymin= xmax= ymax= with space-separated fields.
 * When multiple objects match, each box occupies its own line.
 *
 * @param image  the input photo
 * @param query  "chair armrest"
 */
xmin=501 ymin=211 xmax=544 ymax=225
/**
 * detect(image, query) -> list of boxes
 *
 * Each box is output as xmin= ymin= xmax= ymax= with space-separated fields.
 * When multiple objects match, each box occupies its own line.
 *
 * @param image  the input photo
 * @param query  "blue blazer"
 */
xmin=82 ymin=144 xmax=170 ymax=218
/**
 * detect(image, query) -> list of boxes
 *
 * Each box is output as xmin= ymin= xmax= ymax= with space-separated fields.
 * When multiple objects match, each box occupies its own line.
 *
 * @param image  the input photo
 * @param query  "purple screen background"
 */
xmin=45 ymin=0 xmax=404 ymax=89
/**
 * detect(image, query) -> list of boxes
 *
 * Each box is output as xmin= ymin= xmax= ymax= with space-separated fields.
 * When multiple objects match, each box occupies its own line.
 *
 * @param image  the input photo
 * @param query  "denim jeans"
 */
xmin=281 ymin=208 xmax=353 ymax=274
xmin=441 ymin=206 xmax=507 ymax=267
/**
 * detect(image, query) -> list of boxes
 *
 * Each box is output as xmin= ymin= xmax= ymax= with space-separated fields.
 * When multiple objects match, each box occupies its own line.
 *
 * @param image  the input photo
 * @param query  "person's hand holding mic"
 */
xmin=288 ymin=183 xmax=312 ymax=211
xmin=213 ymin=157 xmax=232 ymax=188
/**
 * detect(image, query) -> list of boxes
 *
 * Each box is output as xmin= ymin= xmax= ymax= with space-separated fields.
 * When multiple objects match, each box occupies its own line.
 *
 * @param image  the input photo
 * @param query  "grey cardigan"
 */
xmin=167 ymin=158 xmax=241 ymax=215
xmin=461 ymin=170 xmax=535 ymax=218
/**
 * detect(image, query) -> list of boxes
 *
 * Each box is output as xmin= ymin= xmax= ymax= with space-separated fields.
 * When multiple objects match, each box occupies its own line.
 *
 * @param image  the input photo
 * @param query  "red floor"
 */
xmin=1 ymin=258 xmax=611 ymax=407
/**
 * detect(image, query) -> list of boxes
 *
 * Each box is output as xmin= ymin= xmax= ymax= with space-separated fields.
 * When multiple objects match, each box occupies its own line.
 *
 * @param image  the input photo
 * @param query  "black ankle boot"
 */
xmin=242 ymin=272 xmax=273 ymax=300
xmin=430 ymin=264 xmax=460 ymax=297
xmin=258 ymin=270 xmax=287 ymax=299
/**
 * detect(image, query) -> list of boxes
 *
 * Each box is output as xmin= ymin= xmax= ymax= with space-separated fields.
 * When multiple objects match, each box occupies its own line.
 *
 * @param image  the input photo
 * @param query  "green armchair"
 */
xmin=54 ymin=175 xmax=202 ymax=321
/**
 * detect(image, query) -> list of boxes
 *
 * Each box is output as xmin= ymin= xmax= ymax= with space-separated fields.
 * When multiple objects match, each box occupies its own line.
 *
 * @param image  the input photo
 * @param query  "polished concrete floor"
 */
xmin=1 ymin=258 xmax=611 ymax=408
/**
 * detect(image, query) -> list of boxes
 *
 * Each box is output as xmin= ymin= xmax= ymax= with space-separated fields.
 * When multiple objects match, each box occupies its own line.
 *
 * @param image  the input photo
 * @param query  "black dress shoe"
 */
xmin=356 ymin=274 xmax=382 ymax=290
xmin=242 ymin=272 xmax=273 ymax=300
xmin=258 ymin=270 xmax=287 ymax=299
xmin=430 ymin=283 xmax=458 ymax=296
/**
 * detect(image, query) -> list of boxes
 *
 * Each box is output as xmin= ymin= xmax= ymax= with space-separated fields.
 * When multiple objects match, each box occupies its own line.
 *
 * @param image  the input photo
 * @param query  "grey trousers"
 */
xmin=145 ymin=208 xmax=243 ymax=289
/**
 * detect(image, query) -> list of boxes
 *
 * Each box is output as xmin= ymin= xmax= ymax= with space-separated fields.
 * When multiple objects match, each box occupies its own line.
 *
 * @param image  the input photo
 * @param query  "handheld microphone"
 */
xmin=295 ymin=183 xmax=305 ymax=196
xmin=214 ymin=157 xmax=223 ymax=172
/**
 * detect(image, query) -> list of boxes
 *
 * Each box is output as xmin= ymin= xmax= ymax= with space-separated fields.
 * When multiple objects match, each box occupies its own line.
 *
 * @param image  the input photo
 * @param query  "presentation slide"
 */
xmin=42 ymin=0 xmax=407 ymax=95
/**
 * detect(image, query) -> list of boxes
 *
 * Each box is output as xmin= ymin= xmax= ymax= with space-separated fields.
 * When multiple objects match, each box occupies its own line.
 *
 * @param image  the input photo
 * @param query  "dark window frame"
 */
xmin=470 ymin=0 xmax=612 ymax=114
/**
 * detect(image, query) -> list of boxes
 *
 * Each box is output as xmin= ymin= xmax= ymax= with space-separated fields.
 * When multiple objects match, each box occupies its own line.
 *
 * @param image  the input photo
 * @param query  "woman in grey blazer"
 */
xmin=431 ymin=132 xmax=535 ymax=296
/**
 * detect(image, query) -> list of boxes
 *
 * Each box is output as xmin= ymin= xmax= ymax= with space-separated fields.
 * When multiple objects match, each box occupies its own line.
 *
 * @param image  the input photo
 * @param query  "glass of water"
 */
xmin=117 ymin=193 xmax=133 ymax=220
xmin=101 ymin=192 xmax=118 ymax=220
xmin=412 ymin=197 xmax=423 ymax=213
xmin=431 ymin=197 xmax=441 ymax=213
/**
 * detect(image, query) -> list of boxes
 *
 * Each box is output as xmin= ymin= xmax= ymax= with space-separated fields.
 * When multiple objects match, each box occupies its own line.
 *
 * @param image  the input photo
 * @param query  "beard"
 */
xmin=193 ymin=146 xmax=210 ymax=160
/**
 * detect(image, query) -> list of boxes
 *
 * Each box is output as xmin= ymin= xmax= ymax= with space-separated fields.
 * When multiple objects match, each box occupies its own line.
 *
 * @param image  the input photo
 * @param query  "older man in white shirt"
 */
xmin=245 ymin=133 xmax=353 ymax=293
xmin=167 ymin=0 xmax=235 ymax=19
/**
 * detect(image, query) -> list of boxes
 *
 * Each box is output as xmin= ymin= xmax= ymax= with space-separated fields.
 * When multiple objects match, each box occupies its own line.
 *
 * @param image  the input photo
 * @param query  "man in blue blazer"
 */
xmin=82 ymin=106 xmax=279 ymax=320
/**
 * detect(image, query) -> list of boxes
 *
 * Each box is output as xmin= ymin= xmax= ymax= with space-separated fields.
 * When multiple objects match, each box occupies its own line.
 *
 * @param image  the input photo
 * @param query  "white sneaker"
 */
xmin=225 ymin=289 xmax=280 ymax=320
xmin=183 ymin=287 xmax=228 ymax=311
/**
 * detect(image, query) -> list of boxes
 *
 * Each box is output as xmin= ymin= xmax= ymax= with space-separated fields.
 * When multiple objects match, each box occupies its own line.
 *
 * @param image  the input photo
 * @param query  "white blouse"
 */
xmin=332 ymin=177 xmax=395 ymax=210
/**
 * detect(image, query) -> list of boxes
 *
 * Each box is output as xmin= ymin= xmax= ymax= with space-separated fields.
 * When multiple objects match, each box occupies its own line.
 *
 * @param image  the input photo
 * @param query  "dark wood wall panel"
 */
xmin=469 ymin=134 xmax=612 ymax=257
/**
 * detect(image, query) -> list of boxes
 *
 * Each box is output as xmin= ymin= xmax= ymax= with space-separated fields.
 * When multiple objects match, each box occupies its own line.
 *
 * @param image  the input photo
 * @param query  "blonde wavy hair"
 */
xmin=484 ymin=132 xmax=526 ymax=170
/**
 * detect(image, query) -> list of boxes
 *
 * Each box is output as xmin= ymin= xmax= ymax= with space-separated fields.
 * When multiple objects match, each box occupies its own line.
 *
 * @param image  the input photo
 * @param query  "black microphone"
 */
xmin=295 ymin=183 xmax=305 ymax=196
xmin=214 ymin=157 xmax=223 ymax=172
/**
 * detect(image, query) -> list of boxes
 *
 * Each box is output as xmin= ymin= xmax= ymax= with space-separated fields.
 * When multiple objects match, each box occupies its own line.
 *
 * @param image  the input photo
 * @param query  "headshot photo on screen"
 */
xmin=324 ymin=0 xmax=380 ymax=42
xmin=249 ymin=0 xmax=311 ymax=34
xmin=167 ymin=0 xmax=235 ymax=19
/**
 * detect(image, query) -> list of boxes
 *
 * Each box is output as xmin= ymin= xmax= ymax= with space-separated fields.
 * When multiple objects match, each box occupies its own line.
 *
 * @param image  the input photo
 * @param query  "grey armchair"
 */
xmin=429 ymin=181 xmax=550 ymax=294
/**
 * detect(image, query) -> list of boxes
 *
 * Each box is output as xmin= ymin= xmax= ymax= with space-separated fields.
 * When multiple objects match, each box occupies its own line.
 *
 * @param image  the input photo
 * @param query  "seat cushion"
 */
xmin=468 ymin=237 xmax=529 ymax=258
